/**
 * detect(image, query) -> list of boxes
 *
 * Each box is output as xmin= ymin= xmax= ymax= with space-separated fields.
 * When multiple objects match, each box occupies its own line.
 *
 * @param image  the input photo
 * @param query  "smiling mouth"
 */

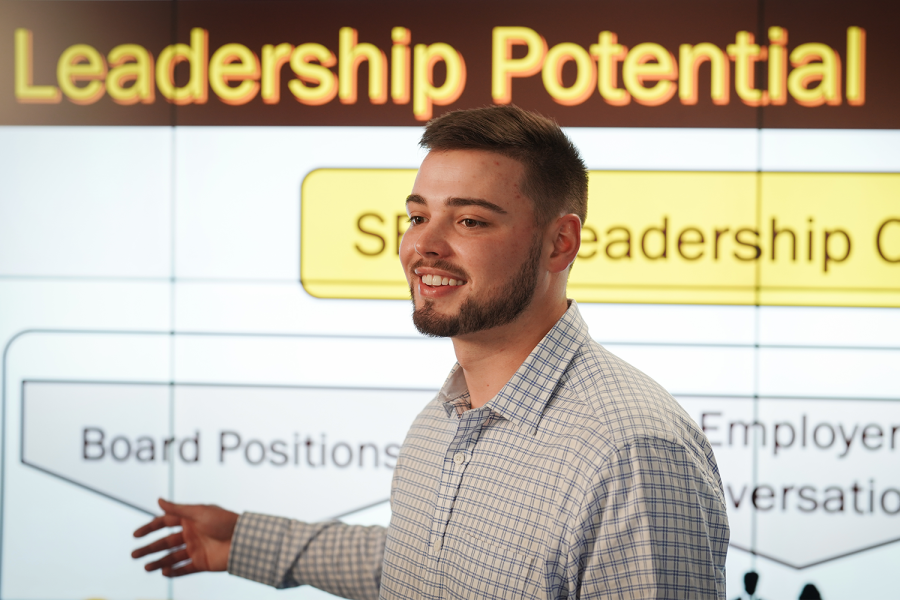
xmin=421 ymin=274 xmax=467 ymax=287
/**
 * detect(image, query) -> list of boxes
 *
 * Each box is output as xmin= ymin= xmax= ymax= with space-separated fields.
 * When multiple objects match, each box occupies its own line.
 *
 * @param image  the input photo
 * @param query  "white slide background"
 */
xmin=1 ymin=125 xmax=898 ymax=600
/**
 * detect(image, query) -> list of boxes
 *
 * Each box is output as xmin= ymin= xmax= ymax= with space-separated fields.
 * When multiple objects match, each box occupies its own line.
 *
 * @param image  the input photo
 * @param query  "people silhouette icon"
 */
xmin=732 ymin=571 xmax=763 ymax=600
xmin=799 ymin=583 xmax=823 ymax=600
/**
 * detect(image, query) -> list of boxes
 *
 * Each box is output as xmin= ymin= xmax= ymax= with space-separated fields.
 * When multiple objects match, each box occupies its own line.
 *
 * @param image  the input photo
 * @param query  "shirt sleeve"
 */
xmin=569 ymin=437 xmax=729 ymax=600
xmin=227 ymin=512 xmax=386 ymax=600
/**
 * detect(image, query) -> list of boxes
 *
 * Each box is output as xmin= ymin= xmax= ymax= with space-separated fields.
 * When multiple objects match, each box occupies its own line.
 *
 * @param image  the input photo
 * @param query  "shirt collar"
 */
xmin=438 ymin=300 xmax=590 ymax=434
xmin=437 ymin=364 xmax=471 ymax=417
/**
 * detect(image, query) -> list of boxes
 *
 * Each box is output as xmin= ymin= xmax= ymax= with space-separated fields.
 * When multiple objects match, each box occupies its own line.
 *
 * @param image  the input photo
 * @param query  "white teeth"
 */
xmin=420 ymin=274 xmax=466 ymax=287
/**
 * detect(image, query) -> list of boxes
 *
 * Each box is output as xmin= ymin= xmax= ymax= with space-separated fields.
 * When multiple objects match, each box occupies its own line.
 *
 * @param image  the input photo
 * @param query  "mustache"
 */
xmin=409 ymin=259 xmax=470 ymax=281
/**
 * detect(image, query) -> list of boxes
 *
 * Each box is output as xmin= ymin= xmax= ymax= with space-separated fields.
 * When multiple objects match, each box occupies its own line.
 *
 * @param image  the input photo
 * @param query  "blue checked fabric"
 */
xmin=228 ymin=301 xmax=729 ymax=599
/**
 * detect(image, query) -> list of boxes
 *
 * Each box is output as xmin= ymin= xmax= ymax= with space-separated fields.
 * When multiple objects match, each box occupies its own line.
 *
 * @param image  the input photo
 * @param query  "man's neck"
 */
xmin=451 ymin=297 xmax=569 ymax=409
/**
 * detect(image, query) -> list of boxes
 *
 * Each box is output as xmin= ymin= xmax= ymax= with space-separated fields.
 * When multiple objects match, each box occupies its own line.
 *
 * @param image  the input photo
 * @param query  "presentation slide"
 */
xmin=1 ymin=2 xmax=898 ymax=599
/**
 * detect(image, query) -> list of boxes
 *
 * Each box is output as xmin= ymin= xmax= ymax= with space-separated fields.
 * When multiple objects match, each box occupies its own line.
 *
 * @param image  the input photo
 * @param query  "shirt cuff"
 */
xmin=227 ymin=512 xmax=290 ymax=586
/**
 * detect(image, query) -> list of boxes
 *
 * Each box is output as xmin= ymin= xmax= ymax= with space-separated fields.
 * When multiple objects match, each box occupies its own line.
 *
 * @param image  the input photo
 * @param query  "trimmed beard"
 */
xmin=410 ymin=234 xmax=543 ymax=338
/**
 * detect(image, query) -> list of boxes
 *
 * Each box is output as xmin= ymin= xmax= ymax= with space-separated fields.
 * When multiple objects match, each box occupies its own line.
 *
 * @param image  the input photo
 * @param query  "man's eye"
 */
xmin=408 ymin=216 xmax=426 ymax=225
xmin=460 ymin=218 xmax=484 ymax=228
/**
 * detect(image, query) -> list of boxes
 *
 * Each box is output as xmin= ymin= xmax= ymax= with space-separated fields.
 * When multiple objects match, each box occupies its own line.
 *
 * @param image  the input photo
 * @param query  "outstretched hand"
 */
xmin=132 ymin=498 xmax=239 ymax=577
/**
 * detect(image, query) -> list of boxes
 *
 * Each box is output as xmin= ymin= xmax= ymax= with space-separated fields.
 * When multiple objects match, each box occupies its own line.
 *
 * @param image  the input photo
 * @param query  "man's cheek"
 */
xmin=398 ymin=234 xmax=413 ymax=271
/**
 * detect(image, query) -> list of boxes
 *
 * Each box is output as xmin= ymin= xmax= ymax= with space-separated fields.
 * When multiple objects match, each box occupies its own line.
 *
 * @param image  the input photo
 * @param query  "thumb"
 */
xmin=158 ymin=497 xmax=202 ymax=518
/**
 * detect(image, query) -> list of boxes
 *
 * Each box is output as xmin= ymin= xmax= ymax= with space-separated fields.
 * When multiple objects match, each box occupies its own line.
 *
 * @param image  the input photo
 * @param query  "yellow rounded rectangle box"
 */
xmin=300 ymin=169 xmax=900 ymax=307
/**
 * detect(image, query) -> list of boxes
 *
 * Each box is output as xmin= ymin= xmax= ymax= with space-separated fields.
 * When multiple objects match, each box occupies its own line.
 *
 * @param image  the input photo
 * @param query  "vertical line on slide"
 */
xmin=0 ymin=340 xmax=6 ymax=591
xmin=167 ymin=2 xmax=179 ymax=599
xmin=750 ymin=0 xmax=766 ymax=575
xmin=751 ymin=133 xmax=762 ymax=565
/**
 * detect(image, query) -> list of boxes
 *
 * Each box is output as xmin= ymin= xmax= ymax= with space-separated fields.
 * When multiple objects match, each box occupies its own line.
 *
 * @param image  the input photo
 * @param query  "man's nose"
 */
xmin=414 ymin=220 xmax=451 ymax=258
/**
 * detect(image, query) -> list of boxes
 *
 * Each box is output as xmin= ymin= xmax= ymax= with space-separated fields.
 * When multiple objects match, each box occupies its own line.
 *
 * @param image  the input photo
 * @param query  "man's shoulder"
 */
xmin=551 ymin=338 xmax=712 ymax=460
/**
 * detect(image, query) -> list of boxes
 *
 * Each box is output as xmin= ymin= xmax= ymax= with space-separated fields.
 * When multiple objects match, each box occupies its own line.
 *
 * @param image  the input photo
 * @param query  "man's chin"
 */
xmin=412 ymin=305 xmax=461 ymax=338
xmin=412 ymin=294 xmax=457 ymax=317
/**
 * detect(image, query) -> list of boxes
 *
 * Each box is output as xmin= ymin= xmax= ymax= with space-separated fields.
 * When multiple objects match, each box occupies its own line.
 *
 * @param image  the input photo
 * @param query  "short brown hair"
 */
xmin=420 ymin=105 xmax=588 ymax=227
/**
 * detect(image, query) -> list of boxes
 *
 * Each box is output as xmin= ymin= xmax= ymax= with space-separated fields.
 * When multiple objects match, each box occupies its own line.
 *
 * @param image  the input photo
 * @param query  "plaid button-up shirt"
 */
xmin=228 ymin=301 xmax=729 ymax=599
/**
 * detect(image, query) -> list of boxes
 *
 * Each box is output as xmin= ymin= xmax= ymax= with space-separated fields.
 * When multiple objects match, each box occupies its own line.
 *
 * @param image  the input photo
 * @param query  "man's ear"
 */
xmin=547 ymin=214 xmax=582 ymax=274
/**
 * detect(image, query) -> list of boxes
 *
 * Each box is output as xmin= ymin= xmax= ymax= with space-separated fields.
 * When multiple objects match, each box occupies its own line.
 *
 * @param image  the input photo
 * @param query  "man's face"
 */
xmin=399 ymin=149 xmax=545 ymax=338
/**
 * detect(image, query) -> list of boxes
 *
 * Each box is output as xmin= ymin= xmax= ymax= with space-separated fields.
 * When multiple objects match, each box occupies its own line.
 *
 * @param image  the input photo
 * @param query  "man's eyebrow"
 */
xmin=446 ymin=197 xmax=508 ymax=214
xmin=405 ymin=194 xmax=508 ymax=215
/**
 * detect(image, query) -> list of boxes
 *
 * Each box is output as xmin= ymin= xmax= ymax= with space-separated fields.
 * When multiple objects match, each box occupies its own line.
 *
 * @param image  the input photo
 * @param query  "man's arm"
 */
xmin=132 ymin=499 xmax=385 ymax=600
xmin=229 ymin=512 xmax=385 ymax=600
xmin=568 ymin=438 xmax=729 ymax=599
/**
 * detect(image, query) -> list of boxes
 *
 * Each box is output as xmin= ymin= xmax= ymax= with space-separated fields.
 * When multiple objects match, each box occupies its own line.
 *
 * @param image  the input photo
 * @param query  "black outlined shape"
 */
xmin=298 ymin=169 xmax=900 ymax=307
xmin=679 ymin=393 xmax=900 ymax=569
xmin=20 ymin=378 xmax=435 ymax=516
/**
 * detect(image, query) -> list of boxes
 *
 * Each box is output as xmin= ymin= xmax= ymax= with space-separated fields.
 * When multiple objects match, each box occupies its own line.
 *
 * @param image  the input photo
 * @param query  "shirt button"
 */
xmin=431 ymin=537 xmax=443 ymax=554
xmin=454 ymin=452 xmax=466 ymax=465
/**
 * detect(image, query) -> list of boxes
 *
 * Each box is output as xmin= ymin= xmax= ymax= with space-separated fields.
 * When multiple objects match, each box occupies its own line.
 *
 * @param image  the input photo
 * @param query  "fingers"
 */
xmin=132 ymin=531 xmax=184 ymax=559
xmin=163 ymin=561 xmax=200 ymax=578
xmin=144 ymin=547 xmax=188 ymax=572
xmin=133 ymin=514 xmax=182 ymax=538
xmin=158 ymin=497 xmax=203 ymax=519
xmin=134 ymin=497 xmax=206 ymax=538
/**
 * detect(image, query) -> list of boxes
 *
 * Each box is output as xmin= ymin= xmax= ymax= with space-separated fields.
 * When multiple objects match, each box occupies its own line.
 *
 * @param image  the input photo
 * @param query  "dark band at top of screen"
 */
xmin=1 ymin=0 xmax=897 ymax=128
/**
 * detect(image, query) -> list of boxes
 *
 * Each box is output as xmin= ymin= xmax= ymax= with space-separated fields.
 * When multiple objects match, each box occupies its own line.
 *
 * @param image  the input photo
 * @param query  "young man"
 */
xmin=133 ymin=106 xmax=729 ymax=599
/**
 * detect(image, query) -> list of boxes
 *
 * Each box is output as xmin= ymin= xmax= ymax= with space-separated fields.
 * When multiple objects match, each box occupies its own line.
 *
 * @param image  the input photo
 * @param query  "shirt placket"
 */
xmin=428 ymin=406 xmax=489 ymax=557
